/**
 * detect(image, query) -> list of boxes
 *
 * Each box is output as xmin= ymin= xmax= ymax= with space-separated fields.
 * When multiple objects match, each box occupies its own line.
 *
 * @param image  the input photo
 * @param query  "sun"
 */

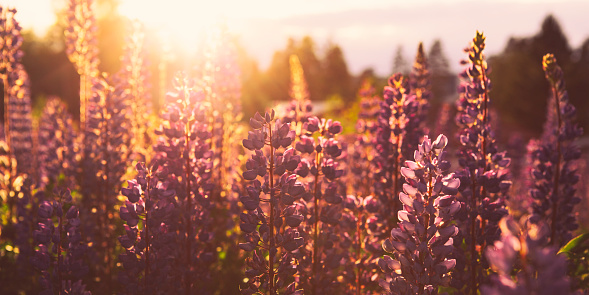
xmin=117 ymin=0 xmax=231 ymax=53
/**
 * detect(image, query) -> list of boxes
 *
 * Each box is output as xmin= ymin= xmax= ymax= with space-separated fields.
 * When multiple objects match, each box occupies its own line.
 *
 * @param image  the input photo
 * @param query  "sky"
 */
xmin=2 ymin=0 xmax=589 ymax=76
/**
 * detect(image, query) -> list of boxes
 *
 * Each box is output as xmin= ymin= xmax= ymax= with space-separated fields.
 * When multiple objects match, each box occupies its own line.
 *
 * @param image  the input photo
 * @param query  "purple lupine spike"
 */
xmin=373 ymin=73 xmax=417 ymax=229
xmin=481 ymin=216 xmax=573 ymax=295
xmin=342 ymin=80 xmax=385 ymax=294
xmin=528 ymin=54 xmax=583 ymax=247
xmin=80 ymin=75 xmax=131 ymax=292
xmin=38 ymin=97 xmax=78 ymax=189
xmin=453 ymin=31 xmax=511 ymax=294
xmin=239 ymin=110 xmax=305 ymax=295
xmin=118 ymin=20 xmax=152 ymax=163
xmin=64 ymin=0 xmax=99 ymax=131
xmin=283 ymin=54 xmax=313 ymax=141
xmin=348 ymin=79 xmax=379 ymax=213
xmin=379 ymin=134 xmax=460 ymax=294
xmin=404 ymin=42 xmax=432 ymax=161
xmin=6 ymin=64 xmax=33 ymax=176
xmin=292 ymin=116 xmax=345 ymax=294
xmin=13 ymin=176 xmax=37 ymax=287
xmin=31 ymin=188 xmax=91 ymax=295
xmin=1 ymin=7 xmax=24 ymax=163
xmin=150 ymin=72 xmax=216 ymax=294
xmin=118 ymin=162 xmax=176 ymax=294
xmin=193 ymin=28 xmax=245 ymax=225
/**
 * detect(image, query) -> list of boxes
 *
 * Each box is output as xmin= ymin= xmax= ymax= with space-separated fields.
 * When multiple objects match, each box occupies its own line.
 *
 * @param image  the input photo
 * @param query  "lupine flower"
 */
xmin=294 ymin=116 xmax=344 ymax=294
xmin=81 ymin=75 xmax=131 ymax=291
xmin=379 ymin=134 xmax=460 ymax=295
xmin=373 ymin=73 xmax=417 ymax=229
xmin=342 ymin=81 xmax=383 ymax=294
xmin=0 ymin=6 xmax=24 ymax=183
xmin=118 ymin=20 xmax=152 ymax=162
xmin=339 ymin=193 xmax=384 ymax=294
xmin=0 ymin=8 xmax=30 ymax=175
xmin=283 ymin=54 xmax=313 ymax=139
xmin=193 ymin=29 xmax=247 ymax=294
xmin=151 ymin=72 xmax=215 ymax=294
xmin=481 ymin=216 xmax=572 ymax=295
xmin=453 ymin=31 xmax=510 ymax=294
xmin=14 ymin=176 xmax=36 ymax=284
xmin=239 ymin=110 xmax=305 ymax=295
xmin=0 ymin=10 xmax=36 ymax=254
xmin=196 ymin=27 xmax=244 ymax=205
xmin=118 ymin=162 xmax=177 ymax=294
xmin=349 ymin=80 xmax=380 ymax=198
xmin=31 ymin=188 xmax=91 ymax=295
xmin=5 ymin=65 xmax=33 ymax=176
xmin=404 ymin=42 xmax=432 ymax=161
xmin=64 ymin=0 xmax=99 ymax=130
xmin=528 ymin=54 xmax=583 ymax=247
xmin=37 ymin=97 xmax=78 ymax=189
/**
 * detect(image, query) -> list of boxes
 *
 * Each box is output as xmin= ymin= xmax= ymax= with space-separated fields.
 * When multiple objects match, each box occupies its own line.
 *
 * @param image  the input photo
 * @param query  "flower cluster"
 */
xmin=404 ymin=42 xmax=432 ymax=161
xmin=198 ymin=28 xmax=244 ymax=204
xmin=118 ymin=163 xmax=177 ymax=294
xmin=38 ymin=97 xmax=78 ymax=189
xmin=240 ymin=110 xmax=305 ymax=294
xmin=6 ymin=64 xmax=33 ymax=176
xmin=64 ymin=0 xmax=99 ymax=130
xmin=379 ymin=134 xmax=460 ymax=295
xmin=453 ymin=31 xmax=510 ymax=293
xmin=350 ymin=80 xmax=380 ymax=197
xmin=151 ymin=73 xmax=215 ymax=293
xmin=373 ymin=73 xmax=417 ymax=228
xmin=118 ymin=20 xmax=152 ymax=162
xmin=294 ymin=116 xmax=345 ymax=293
xmin=528 ymin=54 xmax=583 ymax=247
xmin=31 ymin=188 xmax=90 ymax=295
xmin=481 ymin=216 xmax=572 ymax=295
xmin=80 ymin=76 xmax=131 ymax=290
xmin=283 ymin=54 xmax=313 ymax=139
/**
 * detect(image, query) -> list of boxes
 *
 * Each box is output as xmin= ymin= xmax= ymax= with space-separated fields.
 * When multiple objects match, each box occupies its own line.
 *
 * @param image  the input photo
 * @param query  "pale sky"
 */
xmin=2 ymin=0 xmax=589 ymax=75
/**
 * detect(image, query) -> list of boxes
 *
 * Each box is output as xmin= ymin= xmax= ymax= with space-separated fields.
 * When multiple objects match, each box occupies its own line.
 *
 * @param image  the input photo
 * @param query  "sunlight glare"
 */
xmin=117 ymin=0 xmax=231 ymax=53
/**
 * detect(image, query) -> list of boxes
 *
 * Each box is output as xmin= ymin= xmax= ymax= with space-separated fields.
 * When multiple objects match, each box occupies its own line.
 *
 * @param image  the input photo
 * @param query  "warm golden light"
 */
xmin=117 ymin=0 xmax=236 ymax=52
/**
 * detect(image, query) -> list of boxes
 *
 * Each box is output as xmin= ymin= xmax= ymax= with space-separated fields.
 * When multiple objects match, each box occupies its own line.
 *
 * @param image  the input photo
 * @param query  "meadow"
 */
xmin=0 ymin=1 xmax=588 ymax=295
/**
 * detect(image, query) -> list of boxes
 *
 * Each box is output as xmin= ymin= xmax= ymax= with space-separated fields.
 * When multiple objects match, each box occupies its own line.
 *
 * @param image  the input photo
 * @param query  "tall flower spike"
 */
xmin=373 ymin=73 xmax=417 ymax=229
xmin=31 ymin=188 xmax=91 ymax=295
xmin=379 ymin=134 xmax=460 ymax=295
xmin=194 ymin=29 xmax=246 ymax=293
xmin=197 ymin=27 xmax=244 ymax=204
xmin=1 ymin=7 xmax=24 ymax=170
xmin=344 ymin=81 xmax=383 ymax=294
xmin=528 ymin=54 xmax=583 ymax=247
xmin=118 ymin=20 xmax=152 ymax=162
xmin=294 ymin=116 xmax=344 ymax=294
xmin=453 ymin=31 xmax=510 ymax=294
xmin=151 ymin=72 xmax=215 ymax=294
xmin=65 ymin=0 xmax=99 ymax=130
xmin=481 ymin=216 xmax=573 ymax=295
xmin=80 ymin=75 xmax=130 ymax=292
xmin=118 ymin=162 xmax=177 ymax=294
xmin=38 ymin=97 xmax=78 ymax=189
xmin=404 ymin=42 xmax=432 ymax=161
xmin=6 ymin=64 xmax=33 ymax=176
xmin=283 ymin=54 xmax=313 ymax=140
xmin=13 ymin=176 xmax=36 ymax=288
xmin=350 ymin=80 xmax=380 ymax=197
xmin=239 ymin=110 xmax=305 ymax=295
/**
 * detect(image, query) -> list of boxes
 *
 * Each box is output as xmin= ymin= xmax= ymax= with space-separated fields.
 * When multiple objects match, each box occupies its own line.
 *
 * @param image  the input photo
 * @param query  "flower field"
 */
xmin=0 ymin=1 xmax=588 ymax=295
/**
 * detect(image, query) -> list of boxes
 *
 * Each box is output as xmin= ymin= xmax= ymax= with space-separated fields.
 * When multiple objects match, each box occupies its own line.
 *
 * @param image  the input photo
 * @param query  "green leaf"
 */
xmin=558 ymin=233 xmax=589 ymax=255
